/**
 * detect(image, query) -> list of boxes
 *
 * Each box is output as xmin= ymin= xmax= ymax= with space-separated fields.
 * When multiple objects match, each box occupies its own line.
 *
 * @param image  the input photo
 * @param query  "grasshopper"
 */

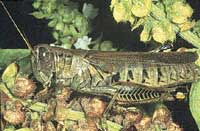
xmin=32 ymin=44 xmax=198 ymax=104
xmin=1 ymin=1 xmax=200 ymax=106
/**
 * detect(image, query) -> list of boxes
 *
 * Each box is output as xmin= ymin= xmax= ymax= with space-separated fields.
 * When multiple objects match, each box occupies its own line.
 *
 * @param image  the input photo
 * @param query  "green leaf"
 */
xmin=31 ymin=11 xmax=46 ymax=19
xmin=48 ymin=19 xmax=57 ymax=27
xmin=53 ymin=31 xmax=59 ymax=40
xmin=29 ymin=102 xmax=47 ymax=112
xmin=2 ymin=63 xmax=18 ymax=89
xmin=63 ymin=25 xmax=71 ymax=35
xmin=58 ymin=5 xmax=65 ymax=15
xmin=15 ymin=128 xmax=33 ymax=131
xmin=131 ymin=18 xmax=144 ymax=30
xmin=99 ymin=41 xmax=117 ymax=51
xmin=3 ymin=126 xmax=15 ymax=131
xmin=190 ymin=80 xmax=200 ymax=130
xmin=55 ymin=22 xmax=65 ymax=31
xmin=69 ymin=25 xmax=78 ymax=36
xmin=0 ymin=83 xmax=15 ymax=100
xmin=140 ymin=20 xmax=152 ymax=42
xmin=82 ymin=3 xmax=98 ymax=19
xmin=0 ymin=49 xmax=30 ymax=69
xmin=63 ymin=9 xmax=73 ymax=23
xmin=32 ymin=1 xmax=41 ymax=9
xmin=60 ymin=37 xmax=70 ymax=45
xmin=193 ymin=20 xmax=200 ymax=38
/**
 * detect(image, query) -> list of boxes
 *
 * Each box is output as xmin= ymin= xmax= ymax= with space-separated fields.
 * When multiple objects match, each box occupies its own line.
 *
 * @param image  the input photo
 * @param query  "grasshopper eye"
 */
xmin=42 ymin=52 xmax=46 ymax=57
xmin=38 ymin=47 xmax=52 ymax=62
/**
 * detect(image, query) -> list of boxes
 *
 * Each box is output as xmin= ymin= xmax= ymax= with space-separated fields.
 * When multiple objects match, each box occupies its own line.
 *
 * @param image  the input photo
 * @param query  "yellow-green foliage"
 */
xmin=110 ymin=0 xmax=197 ymax=44
xmin=190 ymin=80 xmax=200 ymax=130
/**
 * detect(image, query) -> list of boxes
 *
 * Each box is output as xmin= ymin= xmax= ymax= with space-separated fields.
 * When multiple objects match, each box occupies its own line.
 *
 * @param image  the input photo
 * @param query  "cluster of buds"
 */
xmin=12 ymin=77 xmax=36 ymax=98
xmin=3 ymin=101 xmax=25 ymax=125
xmin=109 ymin=105 xmax=183 ymax=131
xmin=111 ymin=0 xmax=195 ymax=44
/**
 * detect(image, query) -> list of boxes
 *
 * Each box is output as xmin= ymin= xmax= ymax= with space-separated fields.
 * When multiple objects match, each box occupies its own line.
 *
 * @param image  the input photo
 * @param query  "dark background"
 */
xmin=0 ymin=0 xmax=200 ymax=130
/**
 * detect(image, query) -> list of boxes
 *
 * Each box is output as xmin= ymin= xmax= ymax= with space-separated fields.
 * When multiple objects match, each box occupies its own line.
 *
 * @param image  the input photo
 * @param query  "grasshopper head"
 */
xmin=31 ymin=45 xmax=54 ymax=86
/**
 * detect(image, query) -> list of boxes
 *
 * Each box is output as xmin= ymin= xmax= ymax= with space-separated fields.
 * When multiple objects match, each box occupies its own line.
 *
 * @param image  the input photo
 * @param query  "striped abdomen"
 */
xmin=87 ymin=50 xmax=200 ymax=88
xmin=115 ymin=63 xmax=200 ymax=88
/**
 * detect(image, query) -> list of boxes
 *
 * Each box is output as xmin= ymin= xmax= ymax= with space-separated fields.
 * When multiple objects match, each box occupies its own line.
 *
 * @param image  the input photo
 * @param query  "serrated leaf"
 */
xmin=31 ymin=11 xmax=45 ymax=19
xmin=82 ymin=3 xmax=98 ymax=19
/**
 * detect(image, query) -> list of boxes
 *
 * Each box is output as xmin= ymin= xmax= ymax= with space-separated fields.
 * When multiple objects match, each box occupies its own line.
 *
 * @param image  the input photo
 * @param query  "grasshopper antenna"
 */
xmin=0 ymin=1 xmax=36 ymax=57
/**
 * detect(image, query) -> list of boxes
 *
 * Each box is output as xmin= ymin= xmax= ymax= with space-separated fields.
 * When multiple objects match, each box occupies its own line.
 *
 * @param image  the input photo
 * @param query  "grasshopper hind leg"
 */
xmin=99 ymin=91 xmax=119 ymax=131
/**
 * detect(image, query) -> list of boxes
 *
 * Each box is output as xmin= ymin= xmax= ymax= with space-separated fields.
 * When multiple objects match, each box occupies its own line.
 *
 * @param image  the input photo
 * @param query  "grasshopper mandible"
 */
xmin=1 ymin=1 xmax=200 ymax=106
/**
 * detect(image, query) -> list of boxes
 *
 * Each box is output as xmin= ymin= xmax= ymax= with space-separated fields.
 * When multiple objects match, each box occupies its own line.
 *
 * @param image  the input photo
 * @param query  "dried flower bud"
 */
xmin=55 ymin=100 xmax=69 ymax=121
xmin=42 ymin=99 xmax=56 ymax=121
xmin=12 ymin=77 xmax=36 ymax=98
xmin=122 ymin=125 xmax=137 ymax=131
xmin=85 ymin=98 xmax=107 ymax=118
xmin=113 ymin=114 xmax=124 ymax=125
xmin=30 ymin=119 xmax=44 ymax=131
xmin=56 ymin=87 xmax=72 ymax=101
xmin=152 ymin=106 xmax=171 ymax=124
xmin=42 ymin=111 xmax=55 ymax=122
xmin=86 ymin=118 xmax=98 ymax=131
xmin=13 ymin=100 xmax=23 ymax=111
xmin=56 ymin=123 xmax=64 ymax=131
xmin=0 ymin=91 xmax=10 ymax=104
xmin=135 ymin=116 xmax=151 ymax=130
xmin=45 ymin=121 xmax=56 ymax=131
xmin=3 ymin=110 xmax=25 ymax=125
xmin=124 ymin=110 xmax=143 ymax=124
xmin=3 ymin=100 xmax=25 ymax=125
xmin=167 ymin=122 xmax=183 ymax=131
